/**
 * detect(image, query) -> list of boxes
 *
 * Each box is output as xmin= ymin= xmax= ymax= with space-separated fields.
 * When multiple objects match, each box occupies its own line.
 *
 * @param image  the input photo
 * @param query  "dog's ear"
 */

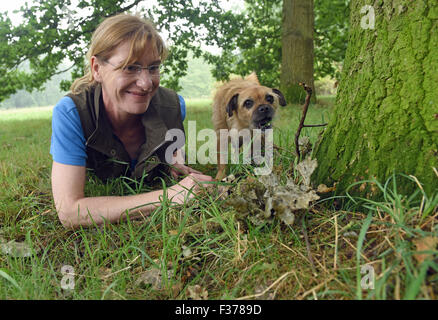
xmin=272 ymin=89 xmax=287 ymax=106
xmin=226 ymin=94 xmax=239 ymax=117
xmin=245 ymin=72 xmax=260 ymax=85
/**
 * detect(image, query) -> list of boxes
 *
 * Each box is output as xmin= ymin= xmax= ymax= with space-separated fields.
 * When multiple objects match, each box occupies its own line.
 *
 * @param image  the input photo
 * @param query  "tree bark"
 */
xmin=313 ymin=0 xmax=438 ymax=196
xmin=280 ymin=0 xmax=316 ymax=104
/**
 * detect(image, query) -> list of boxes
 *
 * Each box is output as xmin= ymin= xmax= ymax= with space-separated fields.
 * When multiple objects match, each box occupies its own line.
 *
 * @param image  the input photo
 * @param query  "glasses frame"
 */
xmin=105 ymin=60 xmax=161 ymax=78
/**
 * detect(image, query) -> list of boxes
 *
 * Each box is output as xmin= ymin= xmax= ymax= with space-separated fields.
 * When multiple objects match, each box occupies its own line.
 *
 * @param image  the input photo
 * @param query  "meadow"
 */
xmin=0 ymin=96 xmax=437 ymax=300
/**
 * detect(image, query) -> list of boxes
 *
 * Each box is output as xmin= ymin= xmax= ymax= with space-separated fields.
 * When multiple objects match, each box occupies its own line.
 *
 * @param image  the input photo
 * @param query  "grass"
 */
xmin=0 ymin=96 xmax=437 ymax=300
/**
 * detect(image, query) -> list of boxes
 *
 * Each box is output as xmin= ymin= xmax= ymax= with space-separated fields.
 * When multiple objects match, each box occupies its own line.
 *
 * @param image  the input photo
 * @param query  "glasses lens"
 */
xmin=124 ymin=65 xmax=142 ymax=74
xmin=122 ymin=64 xmax=161 ymax=77
xmin=148 ymin=65 xmax=160 ymax=75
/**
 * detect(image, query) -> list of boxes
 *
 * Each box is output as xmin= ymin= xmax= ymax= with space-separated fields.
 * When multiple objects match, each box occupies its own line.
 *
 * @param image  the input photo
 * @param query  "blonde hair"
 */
xmin=70 ymin=14 xmax=167 ymax=94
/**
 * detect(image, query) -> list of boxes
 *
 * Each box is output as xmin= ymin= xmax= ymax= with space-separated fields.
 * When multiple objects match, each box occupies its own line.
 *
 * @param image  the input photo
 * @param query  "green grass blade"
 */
xmin=0 ymin=269 xmax=23 ymax=294
xmin=403 ymin=261 xmax=430 ymax=300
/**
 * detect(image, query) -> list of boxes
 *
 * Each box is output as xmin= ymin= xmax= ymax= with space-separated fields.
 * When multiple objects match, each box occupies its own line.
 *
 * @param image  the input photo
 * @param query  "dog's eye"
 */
xmin=266 ymin=94 xmax=274 ymax=104
xmin=244 ymin=99 xmax=254 ymax=108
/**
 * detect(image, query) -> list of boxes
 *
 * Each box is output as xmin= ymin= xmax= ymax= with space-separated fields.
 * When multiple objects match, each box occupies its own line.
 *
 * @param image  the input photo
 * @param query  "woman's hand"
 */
xmin=169 ymin=149 xmax=202 ymax=179
xmin=168 ymin=172 xmax=214 ymax=204
xmin=170 ymin=163 xmax=203 ymax=179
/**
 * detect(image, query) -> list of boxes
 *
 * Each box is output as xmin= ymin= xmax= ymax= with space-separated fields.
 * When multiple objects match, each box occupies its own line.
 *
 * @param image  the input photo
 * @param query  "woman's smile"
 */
xmin=126 ymin=90 xmax=148 ymax=96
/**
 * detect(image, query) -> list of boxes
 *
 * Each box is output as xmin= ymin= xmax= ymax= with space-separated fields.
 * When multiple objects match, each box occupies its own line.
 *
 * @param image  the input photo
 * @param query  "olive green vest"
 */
xmin=67 ymin=84 xmax=185 ymax=182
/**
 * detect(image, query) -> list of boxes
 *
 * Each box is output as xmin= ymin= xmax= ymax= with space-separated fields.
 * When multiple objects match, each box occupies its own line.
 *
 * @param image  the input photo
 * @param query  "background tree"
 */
xmin=206 ymin=0 xmax=349 ymax=95
xmin=313 ymin=0 xmax=438 ymax=196
xmin=280 ymin=0 xmax=315 ymax=103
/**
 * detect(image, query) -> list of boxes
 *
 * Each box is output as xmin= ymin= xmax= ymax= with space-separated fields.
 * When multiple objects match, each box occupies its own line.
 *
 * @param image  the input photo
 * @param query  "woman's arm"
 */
xmin=51 ymin=161 xmax=212 ymax=229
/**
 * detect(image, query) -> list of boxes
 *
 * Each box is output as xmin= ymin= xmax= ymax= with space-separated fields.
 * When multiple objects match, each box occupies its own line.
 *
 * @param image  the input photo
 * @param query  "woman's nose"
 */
xmin=136 ymin=71 xmax=153 ymax=90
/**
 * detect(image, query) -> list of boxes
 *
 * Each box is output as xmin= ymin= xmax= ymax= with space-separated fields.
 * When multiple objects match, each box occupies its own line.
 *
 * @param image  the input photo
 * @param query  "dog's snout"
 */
xmin=258 ymin=104 xmax=272 ymax=114
xmin=257 ymin=104 xmax=274 ymax=117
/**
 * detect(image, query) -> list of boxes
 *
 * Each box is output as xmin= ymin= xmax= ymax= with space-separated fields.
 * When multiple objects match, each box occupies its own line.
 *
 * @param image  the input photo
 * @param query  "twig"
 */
xmin=294 ymin=82 xmax=328 ymax=161
xmin=342 ymin=237 xmax=370 ymax=262
xmin=236 ymin=271 xmax=294 ymax=300
xmin=298 ymin=276 xmax=335 ymax=300
xmin=274 ymin=238 xmax=310 ymax=263
xmin=102 ymin=266 xmax=131 ymax=279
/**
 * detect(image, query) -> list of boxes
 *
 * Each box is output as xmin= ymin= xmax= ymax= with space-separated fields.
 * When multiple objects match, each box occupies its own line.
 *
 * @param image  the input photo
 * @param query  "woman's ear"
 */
xmin=90 ymin=56 xmax=103 ymax=83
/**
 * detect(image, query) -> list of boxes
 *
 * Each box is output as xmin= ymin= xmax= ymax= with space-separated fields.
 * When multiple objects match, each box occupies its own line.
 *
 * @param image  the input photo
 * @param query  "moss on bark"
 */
xmin=313 ymin=0 xmax=438 ymax=197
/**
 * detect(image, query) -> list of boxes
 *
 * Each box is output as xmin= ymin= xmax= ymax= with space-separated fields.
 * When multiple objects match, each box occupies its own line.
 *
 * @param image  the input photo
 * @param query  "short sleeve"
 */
xmin=178 ymin=95 xmax=186 ymax=121
xmin=50 ymin=97 xmax=87 ymax=166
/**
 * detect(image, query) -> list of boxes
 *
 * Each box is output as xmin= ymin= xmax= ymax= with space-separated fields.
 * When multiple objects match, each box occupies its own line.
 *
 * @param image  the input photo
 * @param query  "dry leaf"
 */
xmin=296 ymin=157 xmax=318 ymax=187
xmin=169 ymin=230 xmax=178 ymax=236
xmin=172 ymin=282 xmax=183 ymax=297
xmin=182 ymin=245 xmax=192 ymax=258
xmin=413 ymin=236 xmax=438 ymax=264
xmin=217 ymin=174 xmax=237 ymax=200
xmin=317 ymin=184 xmax=336 ymax=193
xmin=222 ymin=174 xmax=236 ymax=183
xmin=187 ymin=284 xmax=208 ymax=300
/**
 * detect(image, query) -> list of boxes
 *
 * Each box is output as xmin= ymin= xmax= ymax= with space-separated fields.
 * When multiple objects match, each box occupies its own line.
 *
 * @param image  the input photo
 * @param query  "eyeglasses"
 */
xmin=105 ymin=60 xmax=161 ymax=78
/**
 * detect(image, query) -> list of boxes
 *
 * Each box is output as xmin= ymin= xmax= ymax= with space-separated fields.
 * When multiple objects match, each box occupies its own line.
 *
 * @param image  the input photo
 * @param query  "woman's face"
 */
xmin=93 ymin=41 xmax=161 ymax=117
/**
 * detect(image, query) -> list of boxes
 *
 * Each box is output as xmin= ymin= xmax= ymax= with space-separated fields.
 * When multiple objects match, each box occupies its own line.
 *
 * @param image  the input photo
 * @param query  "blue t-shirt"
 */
xmin=50 ymin=95 xmax=186 ymax=169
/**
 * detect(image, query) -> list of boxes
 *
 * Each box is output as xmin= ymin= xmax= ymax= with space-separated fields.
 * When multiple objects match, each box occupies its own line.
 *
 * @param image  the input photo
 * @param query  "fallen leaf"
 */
xmin=169 ymin=230 xmax=178 ymax=236
xmin=172 ymin=282 xmax=183 ymax=297
xmin=413 ymin=236 xmax=438 ymax=264
xmin=296 ymin=157 xmax=318 ymax=187
xmin=317 ymin=184 xmax=336 ymax=193
xmin=222 ymin=174 xmax=236 ymax=183
xmin=187 ymin=284 xmax=208 ymax=300
xmin=217 ymin=174 xmax=237 ymax=200
xmin=182 ymin=245 xmax=192 ymax=258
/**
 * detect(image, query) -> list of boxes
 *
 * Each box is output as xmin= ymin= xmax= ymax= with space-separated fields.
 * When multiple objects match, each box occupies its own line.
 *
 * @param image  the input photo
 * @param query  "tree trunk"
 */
xmin=313 ymin=0 xmax=438 ymax=196
xmin=280 ymin=0 xmax=316 ymax=104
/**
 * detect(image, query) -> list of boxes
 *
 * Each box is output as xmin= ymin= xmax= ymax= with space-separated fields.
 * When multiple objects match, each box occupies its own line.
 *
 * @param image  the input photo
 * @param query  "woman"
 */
xmin=50 ymin=14 xmax=213 ymax=229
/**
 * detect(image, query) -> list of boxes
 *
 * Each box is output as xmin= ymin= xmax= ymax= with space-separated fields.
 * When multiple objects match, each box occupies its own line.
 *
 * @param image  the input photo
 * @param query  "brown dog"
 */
xmin=212 ymin=73 xmax=287 ymax=180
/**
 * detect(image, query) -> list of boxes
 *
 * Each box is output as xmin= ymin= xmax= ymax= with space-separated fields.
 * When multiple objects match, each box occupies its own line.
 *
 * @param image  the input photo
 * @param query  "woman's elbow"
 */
xmin=56 ymin=207 xmax=81 ymax=230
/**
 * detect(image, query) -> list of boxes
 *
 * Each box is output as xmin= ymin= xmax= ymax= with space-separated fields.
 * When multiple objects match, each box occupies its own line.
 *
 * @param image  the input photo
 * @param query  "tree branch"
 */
xmin=294 ymin=82 xmax=327 ymax=161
